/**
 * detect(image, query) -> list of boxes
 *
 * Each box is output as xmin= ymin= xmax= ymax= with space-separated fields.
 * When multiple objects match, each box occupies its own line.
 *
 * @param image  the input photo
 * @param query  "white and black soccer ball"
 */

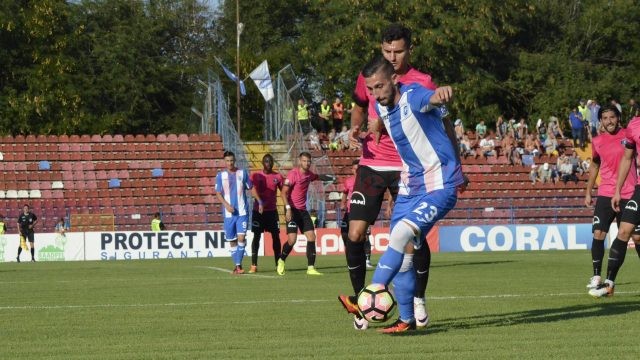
xmin=357 ymin=283 xmax=396 ymax=323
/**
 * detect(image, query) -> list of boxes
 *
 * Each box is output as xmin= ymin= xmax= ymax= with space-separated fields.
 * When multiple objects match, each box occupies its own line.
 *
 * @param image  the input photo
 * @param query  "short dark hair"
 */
xmin=381 ymin=23 xmax=412 ymax=48
xmin=223 ymin=151 xmax=235 ymax=158
xmin=598 ymin=105 xmax=621 ymax=120
xmin=299 ymin=151 xmax=312 ymax=159
xmin=154 ymin=212 xmax=160 ymax=218
xmin=362 ymin=54 xmax=394 ymax=79
xmin=262 ymin=153 xmax=274 ymax=162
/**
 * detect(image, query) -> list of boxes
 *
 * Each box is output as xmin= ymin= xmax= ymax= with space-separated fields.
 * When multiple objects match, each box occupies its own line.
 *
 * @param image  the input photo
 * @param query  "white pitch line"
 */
xmin=1 ymin=290 xmax=639 ymax=311
xmin=200 ymin=266 xmax=280 ymax=279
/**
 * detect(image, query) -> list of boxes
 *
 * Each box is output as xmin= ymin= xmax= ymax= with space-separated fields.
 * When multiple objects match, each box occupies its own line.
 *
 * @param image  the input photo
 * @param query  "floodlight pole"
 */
xmin=235 ymin=0 xmax=242 ymax=138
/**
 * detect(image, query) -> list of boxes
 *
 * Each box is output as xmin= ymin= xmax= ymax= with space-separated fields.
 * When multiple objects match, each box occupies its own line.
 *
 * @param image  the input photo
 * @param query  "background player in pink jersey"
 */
xmin=340 ymin=23 xmax=461 ymax=330
xmin=584 ymin=105 xmax=640 ymax=291
xmin=277 ymin=152 xmax=335 ymax=276
xmin=590 ymin=114 xmax=640 ymax=297
xmin=248 ymin=154 xmax=284 ymax=273
xmin=340 ymin=160 xmax=374 ymax=270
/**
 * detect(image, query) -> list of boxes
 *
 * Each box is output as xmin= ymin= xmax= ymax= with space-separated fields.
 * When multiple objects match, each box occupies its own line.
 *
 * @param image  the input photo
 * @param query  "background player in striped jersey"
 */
xmin=361 ymin=55 xmax=463 ymax=332
xmin=215 ymin=151 xmax=253 ymax=274
xmin=584 ymin=105 xmax=640 ymax=291
xmin=340 ymin=23 xmax=454 ymax=330
xmin=590 ymin=115 xmax=640 ymax=297
xmin=248 ymin=154 xmax=284 ymax=273
xmin=277 ymin=152 xmax=335 ymax=276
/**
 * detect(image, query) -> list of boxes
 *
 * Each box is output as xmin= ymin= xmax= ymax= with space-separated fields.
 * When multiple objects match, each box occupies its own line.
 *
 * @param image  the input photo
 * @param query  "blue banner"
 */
xmin=439 ymin=224 xmax=593 ymax=252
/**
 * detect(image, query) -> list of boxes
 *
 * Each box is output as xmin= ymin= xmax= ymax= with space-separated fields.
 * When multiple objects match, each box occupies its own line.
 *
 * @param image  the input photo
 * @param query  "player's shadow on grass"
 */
xmin=422 ymin=300 xmax=640 ymax=335
xmin=433 ymin=260 xmax=515 ymax=268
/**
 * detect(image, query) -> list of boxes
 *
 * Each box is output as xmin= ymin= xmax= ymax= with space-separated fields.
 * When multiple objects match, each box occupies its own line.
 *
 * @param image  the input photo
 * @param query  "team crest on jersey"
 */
xmin=402 ymin=105 xmax=409 ymax=117
xmin=273 ymin=178 xmax=280 ymax=184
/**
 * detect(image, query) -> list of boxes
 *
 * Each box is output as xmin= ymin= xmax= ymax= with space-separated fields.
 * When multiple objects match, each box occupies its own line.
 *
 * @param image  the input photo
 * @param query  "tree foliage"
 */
xmin=1 ymin=0 xmax=639 ymax=138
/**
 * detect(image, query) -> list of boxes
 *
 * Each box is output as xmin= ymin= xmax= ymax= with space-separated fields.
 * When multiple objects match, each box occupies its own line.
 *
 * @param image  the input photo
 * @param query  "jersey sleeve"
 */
xmin=32 ymin=213 xmax=37 ymax=222
xmin=591 ymin=139 xmax=600 ymax=161
xmin=311 ymin=172 xmax=319 ymax=182
xmin=352 ymin=73 xmax=369 ymax=108
xmin=411 ymin=85 xmax=436 ymax=115
xmin=214 ymin=173 xmax=222 ymax=194
xmin=624 ymin=127 xmax=636 ymax=148
xmin=284 ymin=170 xmax=296 ymax=188
xmin=277 ymin=174 xmax=284 ymax=190
xmin=244 ymin=169 xmax=253 ymax=189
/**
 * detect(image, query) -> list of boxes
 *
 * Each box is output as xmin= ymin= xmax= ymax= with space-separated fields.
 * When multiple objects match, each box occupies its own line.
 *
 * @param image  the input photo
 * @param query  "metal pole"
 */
xmin=235 ymin=0 xmax=241 ymax=138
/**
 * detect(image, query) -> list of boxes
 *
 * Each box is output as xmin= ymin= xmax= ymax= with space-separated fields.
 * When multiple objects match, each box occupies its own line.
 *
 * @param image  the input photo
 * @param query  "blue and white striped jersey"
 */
xmin=215 ymin=168 xmax=252 ymax=218
xmin=377 ymin=83 xmax=464 ymax=195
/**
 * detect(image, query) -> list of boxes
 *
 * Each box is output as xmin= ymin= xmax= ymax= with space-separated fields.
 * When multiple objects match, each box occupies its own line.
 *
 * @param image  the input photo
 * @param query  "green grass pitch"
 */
xmin=1 ymin=251 xmax=640 ymax=359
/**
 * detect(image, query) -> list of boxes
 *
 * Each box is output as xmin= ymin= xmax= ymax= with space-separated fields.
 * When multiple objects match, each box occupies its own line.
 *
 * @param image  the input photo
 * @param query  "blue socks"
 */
xmin=372 ymin=247 xmax=403 ymax=284
xmin=393 ymin=267 xmax=416 ymax=322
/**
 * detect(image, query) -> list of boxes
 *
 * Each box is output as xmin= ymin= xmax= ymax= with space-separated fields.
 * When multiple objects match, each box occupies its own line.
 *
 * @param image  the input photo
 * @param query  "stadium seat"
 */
xmin=108 ymin=178 xmax=121 ymax=188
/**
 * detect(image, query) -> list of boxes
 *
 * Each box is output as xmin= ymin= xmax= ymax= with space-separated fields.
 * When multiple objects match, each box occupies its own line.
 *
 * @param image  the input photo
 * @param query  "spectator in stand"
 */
xmin=529 ymin=164 xmax=539 ymax=184
xmin=611 ymin=99 xmax=622 ymax=116
xmin=524 ymin=133 xmax=541 ymax=158
xmin=297 ymin=98 xmax=312 ymax=135
xmin=495 ymin=116 xmax=506 ymax=139
xmin=569 ymin=107 xmax=585 ymax=150
xmin=479 ymin=133 xmax=496 ymax=159
xmin=475 ymin=119 xmax=487 ymax=139
xmin=559 ymin=155 xmax=579 ymax=184
xmin=582 ymin=157 xmax=591 ymax=173
xmin=588 ymin=100 xmax=601 ymax=137
xmin=568 ymin=152 xmax=584 ymax=176
xmin=538 ymin=162 xmax=552 ymax=184
xmin=501 ymin=132 xmax=520 ymax=165
xmin=548 ymin=117 xmax=565 ymax=139
xmin=318 ymin=98 xmax=332 ymax=134
xmin=550 ymin=164 xmax=560 ymax=184
xmin=536 ymin=118 xmax=546 ymax=140
xmin=454 ymin=119 xmax=464 ymax=142
xmin=332 ymin=97 xmax=345 ymax=132
xmin=460 ymin=133 xmax=476 ymax=159
xmin=579 ymin=99 xmax=590 ymax=131
xmin=507 ymin=118 xmax=517 ymax=138
xmin=516 ymin=118 xmax=529 ymax=141
xmin=327 ymin=128 xmax=339 ymax=151
xmin=543 ymin=135 xmax=558 ymax=157
xmin=308 ymin=129 xmax=323 ymax=151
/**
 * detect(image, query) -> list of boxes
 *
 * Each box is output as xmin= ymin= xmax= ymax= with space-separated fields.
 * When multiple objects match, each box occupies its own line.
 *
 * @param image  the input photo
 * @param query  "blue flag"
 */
xmin=218 ymin=60 xmax=246 ymax=96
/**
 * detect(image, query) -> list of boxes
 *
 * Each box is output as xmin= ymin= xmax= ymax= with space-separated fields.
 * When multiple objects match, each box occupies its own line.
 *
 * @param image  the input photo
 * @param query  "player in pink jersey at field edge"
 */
xmin=590 ymin=113 xmax=640 ymax=297
xmin=584 ymin=105 xmax=640 ymax=292
xmin=248 ymin=154 xmax=284 ymax=273
xmin=277 ymin=152 xmax=335 ymax=276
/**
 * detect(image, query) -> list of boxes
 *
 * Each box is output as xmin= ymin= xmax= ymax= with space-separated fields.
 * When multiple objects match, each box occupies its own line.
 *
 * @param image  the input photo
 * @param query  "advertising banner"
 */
xmin=439 ymin=224 xmax=592 ymax=252
xmin=260 ymin=226 xmax=440 ymax=256
xmin=0 ymin=233 xmax=84 ymax=262
xmin=85 ymin=230 xmax=260 ymax=261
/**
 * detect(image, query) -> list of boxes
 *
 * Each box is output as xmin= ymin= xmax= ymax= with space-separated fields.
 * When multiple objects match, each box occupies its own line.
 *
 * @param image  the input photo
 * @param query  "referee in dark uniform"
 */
xmin=17 ymin=204 xmax=37 ymax=262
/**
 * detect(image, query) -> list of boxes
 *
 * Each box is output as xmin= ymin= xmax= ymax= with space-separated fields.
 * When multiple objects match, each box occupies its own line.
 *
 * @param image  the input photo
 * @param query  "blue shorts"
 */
xmin=391 ymin=187 xmax=458 ymax=246
xmin=223 ymin=215 xmax=248 ymax=241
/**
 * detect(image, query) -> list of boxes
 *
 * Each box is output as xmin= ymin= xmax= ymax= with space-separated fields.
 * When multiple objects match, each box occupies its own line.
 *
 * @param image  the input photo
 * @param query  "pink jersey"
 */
xmin=250 ymin=170 xmax=284 ymax=211
xmin=592 ymin=129 xmax=637 ymax=198
xmin=624 ymin=117 xmax=640 ymax=186
xmin=285 ymin=168 xmax=318 ymax=210
xmin=342 ymin=176 xmax=355 ymax=212
xmin=353 ymin=67 xmax=437 ymax=170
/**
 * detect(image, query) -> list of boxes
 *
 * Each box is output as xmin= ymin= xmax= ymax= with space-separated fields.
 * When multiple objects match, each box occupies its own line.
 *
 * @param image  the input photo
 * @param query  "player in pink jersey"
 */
xmin=590 ymin=112 xmax=640 ymax=297
xmin=584 ymin=105 xmax=640 ymax=292
xmin=339 ymin=23 xmax=461 ymax=331
xmin=277 ymin=152 xmax=335 ymax=276
xmin=247 ymin=154 xmax=284 ymax=273
xmin=339 ymin=159 xmax=374 ymax=269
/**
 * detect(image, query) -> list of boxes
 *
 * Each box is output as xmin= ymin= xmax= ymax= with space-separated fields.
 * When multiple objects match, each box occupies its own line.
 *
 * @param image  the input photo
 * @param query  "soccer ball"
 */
xmin=357 ymin=283 xmax=396 ymax=323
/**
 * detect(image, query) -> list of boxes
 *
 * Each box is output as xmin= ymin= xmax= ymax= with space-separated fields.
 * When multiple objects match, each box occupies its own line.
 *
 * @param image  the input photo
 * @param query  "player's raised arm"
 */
xmin=429 ymin=86 xmax=453 ymax=105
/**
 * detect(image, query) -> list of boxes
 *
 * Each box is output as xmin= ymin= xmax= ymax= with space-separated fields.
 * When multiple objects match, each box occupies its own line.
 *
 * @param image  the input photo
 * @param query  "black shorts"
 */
xmin=592 ymin=196 xmax=623 ymax=233
xmin=251 ymin=210 xmax=280 ymax=234
xmin=340 ymin=212 xmax=350 ymax=235
xmin=21 ymin=232 xmax=35 ymax=242
xmin=620 ymin=186 xmax=640 ymax=232
xmin=348 ymin=166 xmax=400 ymax=224
xmin=286 ymin=208 xmax=315 ymax=234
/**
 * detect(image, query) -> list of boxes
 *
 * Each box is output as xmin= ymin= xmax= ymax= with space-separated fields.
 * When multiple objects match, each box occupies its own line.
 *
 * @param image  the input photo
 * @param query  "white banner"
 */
xmin=84 ymin=230 xmax=261 ymax=261
xmin=0 ymin=233 xmax=84 ymax=262
xmin=249 ymin=60 xmax=274 ymax=101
